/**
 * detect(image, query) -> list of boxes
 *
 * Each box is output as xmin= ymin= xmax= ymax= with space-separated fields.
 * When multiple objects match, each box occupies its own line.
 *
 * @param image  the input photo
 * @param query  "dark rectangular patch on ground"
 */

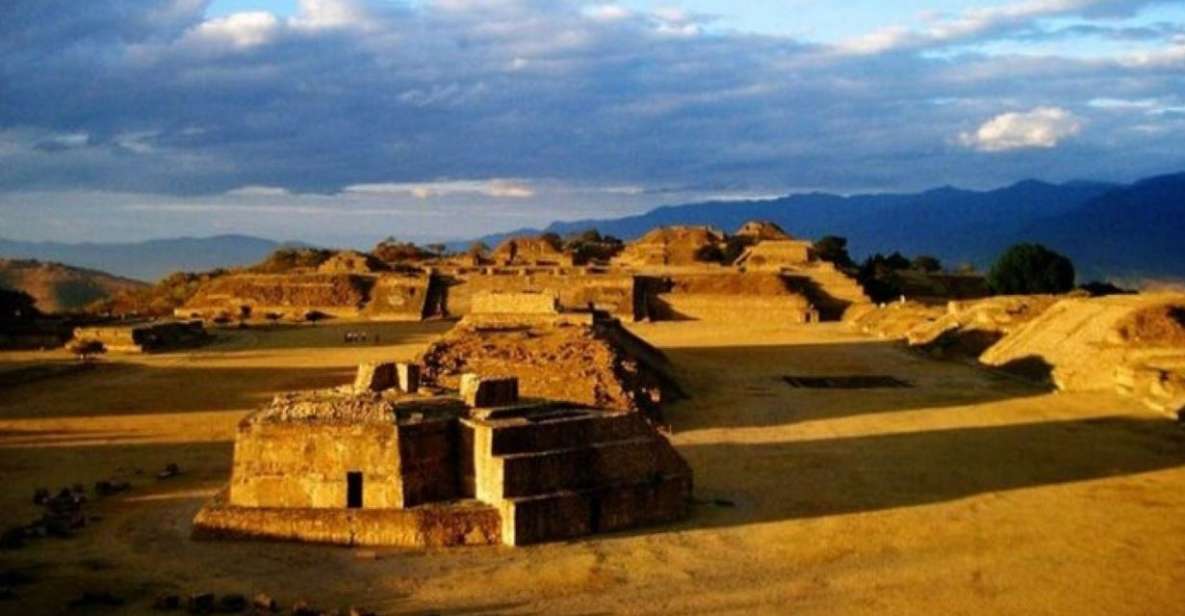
xmin=782 ymin=375 xmax=913 ymax=389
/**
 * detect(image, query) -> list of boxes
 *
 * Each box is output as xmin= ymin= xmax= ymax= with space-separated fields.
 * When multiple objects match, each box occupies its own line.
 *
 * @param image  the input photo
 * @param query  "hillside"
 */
xmin=1023 ymin=173 xmax=1185 ymax=280
xmin=0 ymin=235 xmax=297 ymax=282
xmin=466 ymin=174 xmax=1185 ymax=279
xmin=0 ymin=259 xmax=147 ymax=313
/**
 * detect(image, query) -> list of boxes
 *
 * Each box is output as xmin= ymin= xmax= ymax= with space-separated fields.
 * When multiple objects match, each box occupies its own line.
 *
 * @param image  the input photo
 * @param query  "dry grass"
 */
xmin=2 ymin=320 xmax=1184 ymax=614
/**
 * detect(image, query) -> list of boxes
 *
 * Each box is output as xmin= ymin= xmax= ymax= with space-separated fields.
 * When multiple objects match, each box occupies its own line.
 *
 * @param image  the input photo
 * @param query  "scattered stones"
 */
xmin=158 ymin=463 xmax=182 ymax=480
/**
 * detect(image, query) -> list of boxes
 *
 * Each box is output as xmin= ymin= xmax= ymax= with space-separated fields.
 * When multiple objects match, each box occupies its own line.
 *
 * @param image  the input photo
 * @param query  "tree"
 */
xmin=0 ymin=289 xmax=38 ymax=322
xmin=988 ymin=243 xmax=1075 ymax=295
xmin=812 ymin=236 xmax=854 ymax=268
xmin=912 ymin=255 xmax=942 ymax=273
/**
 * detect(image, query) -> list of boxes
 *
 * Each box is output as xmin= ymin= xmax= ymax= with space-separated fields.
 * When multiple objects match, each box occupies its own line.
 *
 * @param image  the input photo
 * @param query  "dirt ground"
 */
xmin=2 ymin=320 xmax=1184 ymax=615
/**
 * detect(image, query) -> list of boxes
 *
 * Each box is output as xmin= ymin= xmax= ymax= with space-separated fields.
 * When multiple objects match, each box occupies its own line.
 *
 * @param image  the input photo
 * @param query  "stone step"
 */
xmin=498 ymin=472 xmax=692 ymax=546
xmin=496 ymin=437 xmax=673 ymax=499
xmin=485 ymin=412 xmax=653 ymax=456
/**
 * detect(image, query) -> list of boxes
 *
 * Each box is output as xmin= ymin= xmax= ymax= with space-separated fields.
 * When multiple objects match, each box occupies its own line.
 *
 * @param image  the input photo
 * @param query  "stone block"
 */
xmin=396 ymin=363 xmax=421 ymax=393
xmin=354 ymin=362 xmax=395 ymax=392
xmin=460 ymin=374 xmax=519 ymax=408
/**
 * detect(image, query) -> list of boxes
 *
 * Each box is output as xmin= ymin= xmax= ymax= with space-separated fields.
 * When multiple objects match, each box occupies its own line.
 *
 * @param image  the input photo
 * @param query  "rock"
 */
xmin=186 ymin=592 xmax=216 ymax=613
xmin=217 ymin=593 xmax=247 ymax=612
xmin=396 ymin=363 xmax=421 ymax=393
xmin=460 ymin=374 xmax=519 ymax=408
xmin=252 ymin=593 xmax=278 ymax=612
xmin=354 ymin=362 xmax=396 ymax=393
xmin=153 ymin=594 xmax=182 ymax=610
xmin=158 ymin=463 xmax=182 ymax=480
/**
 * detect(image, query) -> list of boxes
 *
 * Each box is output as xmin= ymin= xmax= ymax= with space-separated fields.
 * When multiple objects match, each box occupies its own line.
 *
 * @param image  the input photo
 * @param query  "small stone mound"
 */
xmin=418 ymin=314 xmax=676 ymax=417
xmin=906 ymin=295 xmax=1058 ymax=359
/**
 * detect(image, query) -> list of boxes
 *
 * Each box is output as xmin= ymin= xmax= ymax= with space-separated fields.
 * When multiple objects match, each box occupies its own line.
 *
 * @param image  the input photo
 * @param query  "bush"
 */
xmin=912 ymin=255 xmax=942 ymax=273
xmin=988 ymin=243 xmax=1075 ymax=295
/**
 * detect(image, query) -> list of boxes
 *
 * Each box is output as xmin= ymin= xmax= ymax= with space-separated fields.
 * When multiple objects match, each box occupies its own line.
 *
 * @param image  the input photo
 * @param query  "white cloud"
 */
xmin=185 ymin=11 xmax=280 ymax=48
xmin=582 ymin=4 xmax=632 ymax=22
xmin=837 ymin=0 xmax=1154 ymax=54
xmin=225 ymin=185 xmax=292 ymax=196
xmin=345 ymin=179 xmax=536 ymax=199
xmin=959 ymin=107 xmax=1083 ymax=151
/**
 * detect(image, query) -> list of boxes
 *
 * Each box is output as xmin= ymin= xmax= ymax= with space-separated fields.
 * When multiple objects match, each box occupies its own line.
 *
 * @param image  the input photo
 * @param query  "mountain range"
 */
xmin=0 ymin=235 xmax=292 ymax=282
xmin=1 ymin=172 xmax=1182 ymax=284
xmin=470 ymin=171 xmax=1185 ymax=281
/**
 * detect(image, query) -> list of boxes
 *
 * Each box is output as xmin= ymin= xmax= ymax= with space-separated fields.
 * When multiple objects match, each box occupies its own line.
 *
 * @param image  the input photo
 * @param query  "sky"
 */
xmin=2 ymin=0 xmax=1184 ymax=246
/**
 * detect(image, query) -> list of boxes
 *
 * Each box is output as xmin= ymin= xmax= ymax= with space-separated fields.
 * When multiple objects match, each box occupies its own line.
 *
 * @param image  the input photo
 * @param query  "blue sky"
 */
xmin=2 ymin=0 xmax=1184 ymax=245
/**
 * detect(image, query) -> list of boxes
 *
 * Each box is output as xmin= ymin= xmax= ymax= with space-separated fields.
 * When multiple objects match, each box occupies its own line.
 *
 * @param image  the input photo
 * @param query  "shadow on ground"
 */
xmin=669 ymin=416 xmax=1185 ymax=532
xmin=662 ymin=340 xmax=1053 ymax=429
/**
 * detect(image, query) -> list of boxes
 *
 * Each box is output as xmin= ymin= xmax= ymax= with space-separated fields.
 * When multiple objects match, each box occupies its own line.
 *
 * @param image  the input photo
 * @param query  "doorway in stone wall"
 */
xmin=347 ymin=472 xmax=363 ymax=509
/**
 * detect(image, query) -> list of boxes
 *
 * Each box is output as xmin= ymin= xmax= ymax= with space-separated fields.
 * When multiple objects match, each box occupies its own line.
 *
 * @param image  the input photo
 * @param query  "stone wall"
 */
xmin=362 ymin=275 xmax=439 ymax=320
xmin=194 ymin=490 xmax=500 ymax=547
xmin=229 ymin=421 xmax=404 ymax=509
xmin=71 ymin=320 xmax=207 ymax=353
xmin=180 ymin=273 xmax=374 ymax=319
xmin=446 ymin=272 xmax=641 ymax=320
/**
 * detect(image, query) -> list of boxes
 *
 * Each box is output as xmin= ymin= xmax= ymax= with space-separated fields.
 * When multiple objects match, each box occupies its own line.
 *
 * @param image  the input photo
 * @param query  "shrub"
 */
xmin=988 ymin=243 xmax=1075 ymax=295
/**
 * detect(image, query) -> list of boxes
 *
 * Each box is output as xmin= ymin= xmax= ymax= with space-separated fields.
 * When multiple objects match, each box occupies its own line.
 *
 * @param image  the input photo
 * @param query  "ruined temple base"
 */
xmin=192 ymin=490 xmax=502 ymax=548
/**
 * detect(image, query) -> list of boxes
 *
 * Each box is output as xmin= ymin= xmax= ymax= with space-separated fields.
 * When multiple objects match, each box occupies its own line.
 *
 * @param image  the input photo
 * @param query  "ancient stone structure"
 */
xmin=491 ymin=237 xmax=575 ymax=267
xmin=70 ymin=320 xmax=208 ymax=353
xmin=613 ymin=226 xmax=726 ymax=268
xmin=734 ymin=220 xmax=792 ymax=242
xmin=647 ymin=273 xmax=818 ymax=323
xmin=173 ymin=222 xmax=876 ymax=325
xmin=193 ymin=374 xmax=691 ymax=547
xmin=419 ymin=295 xmax=678 ymax=417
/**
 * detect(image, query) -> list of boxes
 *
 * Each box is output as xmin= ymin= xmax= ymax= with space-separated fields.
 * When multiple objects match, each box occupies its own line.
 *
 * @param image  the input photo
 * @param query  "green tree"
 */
xmin=988 ymin=243 xmax=1075 ymax=295
xmin=812 ymin=236 xmax=854 ymax=268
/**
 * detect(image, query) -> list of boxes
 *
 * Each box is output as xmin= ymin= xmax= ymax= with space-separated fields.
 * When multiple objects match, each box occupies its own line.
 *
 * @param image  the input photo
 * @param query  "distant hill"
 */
xmin=0 ymin=235 xmax=298 ymax=282
xmin=0 ymin=259 xmax=147 ymax=313
xmin=467 ymin=173 xmax=1185 ymax=279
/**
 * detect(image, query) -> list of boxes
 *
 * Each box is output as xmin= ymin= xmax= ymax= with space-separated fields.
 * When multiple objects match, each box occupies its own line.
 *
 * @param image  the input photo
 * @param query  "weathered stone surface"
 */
xmin=471 ymin=291 xmax=560 ymax=315
xmin=460 ymin=374 xmax=519 ymax=408
xmin=354 ymin=362 xmax=395 ymax=393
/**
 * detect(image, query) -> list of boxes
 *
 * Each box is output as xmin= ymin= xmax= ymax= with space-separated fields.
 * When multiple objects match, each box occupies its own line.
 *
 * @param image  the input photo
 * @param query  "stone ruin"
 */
xmin=172 ymin=221 xmax=875 ymax=326
xmin=70 ymin=320 xmax=208 ymax=353
xmin=418 ymin=292 xmax=679 ymax=417
xmin=192 ymin=369 xmax=691 ymax=547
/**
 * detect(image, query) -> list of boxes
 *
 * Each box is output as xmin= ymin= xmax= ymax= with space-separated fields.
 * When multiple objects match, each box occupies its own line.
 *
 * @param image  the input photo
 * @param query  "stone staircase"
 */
xmin=465 ymin=407 xmax=691 ymax=545
xmin=783 ymin=262 xmax=872 ymax=320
